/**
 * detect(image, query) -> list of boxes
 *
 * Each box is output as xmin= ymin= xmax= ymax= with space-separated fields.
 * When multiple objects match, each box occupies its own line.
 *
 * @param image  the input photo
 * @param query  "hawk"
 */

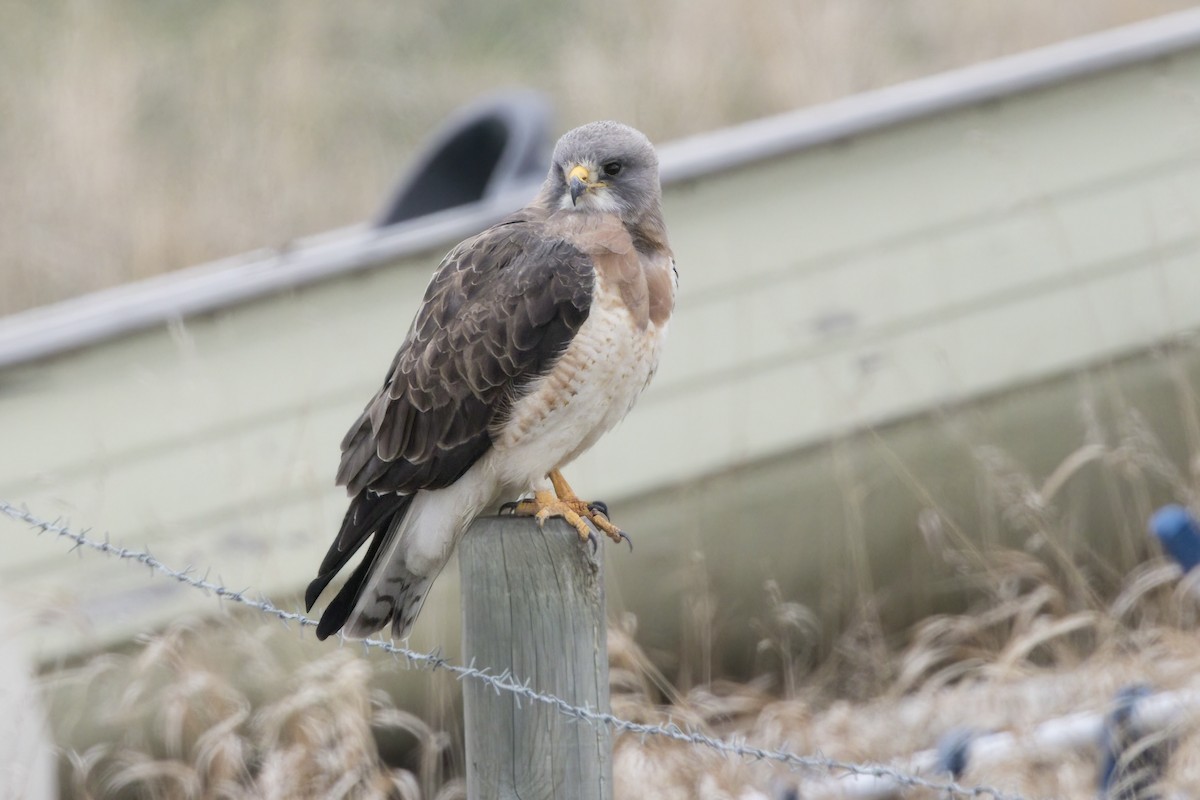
xmin=305 ymin=121 xmax=677 ymax=641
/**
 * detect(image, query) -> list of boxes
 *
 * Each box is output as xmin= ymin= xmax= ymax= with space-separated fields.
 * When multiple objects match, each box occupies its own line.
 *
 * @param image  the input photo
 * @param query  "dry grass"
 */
xmin=44 ymin=619 xmax=465 ymax=800
xmin=3 ymin=1 xmax=1199 ymax=314
xmin=32 ymin=385 xmax=1200 ymax=799
xmin=605 ymin=562 xmax=1200 ymax=795
xmin=41 ymin=553 xmax=1200 ymax=799
xmin=596 ymin=367 xmax=1200 ymax=798
xmin=22 ymin=346 xmax=1200 ymax=797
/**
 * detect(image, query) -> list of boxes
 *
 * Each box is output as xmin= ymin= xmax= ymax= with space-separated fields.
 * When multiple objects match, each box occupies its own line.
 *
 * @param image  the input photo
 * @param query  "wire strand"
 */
xmin=1 ymin=499 xmax=1028 ymax=800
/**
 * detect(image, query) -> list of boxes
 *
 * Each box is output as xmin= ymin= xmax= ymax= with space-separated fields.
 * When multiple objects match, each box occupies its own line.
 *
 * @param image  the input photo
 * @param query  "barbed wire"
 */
xmin=2 ymin=499 xmax=1029 ymax=800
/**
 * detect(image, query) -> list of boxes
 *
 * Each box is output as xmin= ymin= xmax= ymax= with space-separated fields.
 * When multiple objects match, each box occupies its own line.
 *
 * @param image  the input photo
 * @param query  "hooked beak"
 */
xmin=567 ymin=164 xmax=591 ymax=206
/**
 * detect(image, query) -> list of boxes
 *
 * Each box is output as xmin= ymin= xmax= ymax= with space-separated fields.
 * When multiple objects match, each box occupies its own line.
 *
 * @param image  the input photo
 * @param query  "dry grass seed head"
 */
xmin=753 ymin=579 xmax=821 ymax=698
xmin=371 ymin=699 xmax=452 ymax=796
xmin=1113 ymin=410 xmax=1193 ymax=500
xmin=973 ymin=445 xmax=1108 ymax=609
xmin=156 ymin=671 xmax=248 ymax=762
xmin=103 ymin=750 xmax=202 ymax=800
xmin=974 ymin=445 xmax=1055 ymax=536
xmin=188 ymin=702 xmax=252 ymax=791
xmin=251 ymin=653 xmax=384 ymax=796
xmin=1109 ymin=561 xmax=1186 ymax=626
xmin=608 ymin=612 xmax=678 ymax=709
xmin=66 ymin=744 xmax=110 ymax=800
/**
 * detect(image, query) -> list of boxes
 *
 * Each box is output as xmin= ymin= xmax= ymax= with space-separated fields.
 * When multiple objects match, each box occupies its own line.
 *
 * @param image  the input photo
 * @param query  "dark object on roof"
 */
xmin=376 ymin=90 xmax=553 ymax=227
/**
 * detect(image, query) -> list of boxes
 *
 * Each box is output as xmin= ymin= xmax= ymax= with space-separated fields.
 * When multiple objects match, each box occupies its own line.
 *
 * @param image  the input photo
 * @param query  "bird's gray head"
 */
xmin=540 ymin=121 xmax=662 ymax=222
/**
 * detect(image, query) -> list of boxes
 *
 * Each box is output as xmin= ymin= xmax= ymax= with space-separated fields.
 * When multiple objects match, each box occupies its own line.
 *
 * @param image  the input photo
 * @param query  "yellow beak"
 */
xmin=567 ymin=164 xmax=591 ymax=206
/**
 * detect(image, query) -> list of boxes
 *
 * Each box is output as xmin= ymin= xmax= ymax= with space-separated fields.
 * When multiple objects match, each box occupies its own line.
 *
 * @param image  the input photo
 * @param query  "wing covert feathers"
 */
xmin=336 ymin=211 xmax=594 ymax=498
xmin=309 ymin=210 xmax=596 ymax=639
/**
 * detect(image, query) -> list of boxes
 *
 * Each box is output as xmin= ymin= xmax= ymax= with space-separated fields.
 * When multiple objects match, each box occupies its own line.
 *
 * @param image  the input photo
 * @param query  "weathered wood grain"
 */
xmin=460 ymin=517 xmax=611 ymax=800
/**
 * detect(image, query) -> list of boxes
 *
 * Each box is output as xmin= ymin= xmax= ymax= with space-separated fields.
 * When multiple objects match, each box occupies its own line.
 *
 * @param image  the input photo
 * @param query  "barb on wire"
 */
xmin=1 ymin=500 xmax=1027 ymax=800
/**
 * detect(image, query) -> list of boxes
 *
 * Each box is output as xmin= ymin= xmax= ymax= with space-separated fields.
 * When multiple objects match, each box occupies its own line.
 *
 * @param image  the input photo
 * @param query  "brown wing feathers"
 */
xmin=305 ymin=214 xmax=594 ymax=635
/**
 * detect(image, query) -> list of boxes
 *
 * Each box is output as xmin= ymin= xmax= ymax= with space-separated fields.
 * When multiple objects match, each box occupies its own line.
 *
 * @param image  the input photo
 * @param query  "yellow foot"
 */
xmin=501 ymin=471 xmax=633 ymax=552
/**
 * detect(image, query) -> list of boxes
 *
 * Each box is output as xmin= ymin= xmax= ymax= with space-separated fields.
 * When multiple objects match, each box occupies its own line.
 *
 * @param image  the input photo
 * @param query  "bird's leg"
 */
xmin=500 ymin=470 xmax=632 ymax=550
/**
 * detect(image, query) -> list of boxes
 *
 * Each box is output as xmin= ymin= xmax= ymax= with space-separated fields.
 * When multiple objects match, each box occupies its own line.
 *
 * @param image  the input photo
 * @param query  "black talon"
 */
xmin=499 ymin=500 xmax=522 ymax=515
xmin=588 ymin=500 xmax=609 ymax=518
xmin=587 ymin=530 xmax=599 ymax=555
xmin=618 ymin=530 xmax=634 ymax=552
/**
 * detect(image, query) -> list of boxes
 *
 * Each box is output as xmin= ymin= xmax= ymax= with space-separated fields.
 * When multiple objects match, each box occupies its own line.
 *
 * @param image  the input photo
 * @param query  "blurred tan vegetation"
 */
xmin=2 ymin=0 xmax=1198 ymax=315
xmin=43 ymin=534 xmax=1200 ymax=798
xmin=35 ymin=386 xmax=1200 ymax=796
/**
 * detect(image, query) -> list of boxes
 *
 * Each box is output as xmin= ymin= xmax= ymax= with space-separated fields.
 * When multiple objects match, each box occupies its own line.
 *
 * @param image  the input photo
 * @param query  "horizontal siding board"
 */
xmin=655 ymin=162 xmax=1200 ymax=395
xmin=10 ymin=239 xmax=1195 ymax=580
xmin=0 ymin=259 xmax=438 ymax=486
xmin=6 ymin=49 xmax=1200 ymax=489
xmin=9 ymin=140 xmax=1200 ymax=495
xmin=666 ymin=51 xmax=1200 ymax=299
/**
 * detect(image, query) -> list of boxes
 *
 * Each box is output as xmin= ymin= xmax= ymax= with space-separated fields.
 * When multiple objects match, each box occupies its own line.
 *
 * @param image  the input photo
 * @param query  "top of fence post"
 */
xmin=459 ymin=515 xmax=612 ymax=800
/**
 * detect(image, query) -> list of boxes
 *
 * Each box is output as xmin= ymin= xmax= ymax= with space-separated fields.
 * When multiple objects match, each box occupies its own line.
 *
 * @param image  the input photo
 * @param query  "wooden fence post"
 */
xmin=460 ymin=516 xmax=612 ymax=800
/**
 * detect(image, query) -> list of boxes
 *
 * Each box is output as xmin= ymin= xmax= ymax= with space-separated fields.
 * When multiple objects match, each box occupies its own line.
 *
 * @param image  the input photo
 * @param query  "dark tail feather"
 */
xmin=305 ymin=492 xmax=393 ymax=608
xmin=314 ymin=530 xmax=388 ymax=640
xmin=306 ymin=491 xmax=413 ymax=640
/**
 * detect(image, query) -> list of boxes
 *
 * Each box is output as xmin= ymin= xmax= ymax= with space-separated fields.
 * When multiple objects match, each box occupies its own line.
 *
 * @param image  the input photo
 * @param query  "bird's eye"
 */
xmin=602 ymin=161 xmax=622 ymax=177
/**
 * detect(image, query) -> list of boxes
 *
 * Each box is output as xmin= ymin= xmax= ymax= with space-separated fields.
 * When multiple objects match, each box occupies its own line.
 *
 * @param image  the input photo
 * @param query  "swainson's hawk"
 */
xmin=306 ymin=121 xmax=677 ymax=640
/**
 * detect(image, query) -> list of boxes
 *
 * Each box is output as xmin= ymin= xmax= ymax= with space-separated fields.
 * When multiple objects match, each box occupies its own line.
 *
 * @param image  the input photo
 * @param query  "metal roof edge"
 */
xmin=659 ymin=8 xmax=1200 ymax=182
xmin=0 ymin=187 xmax=538 ymax=369
xmin=657 ymin=7 xmax=1200 ymax=183
xmin=4 ymin=8 xmax=1200 ymax=370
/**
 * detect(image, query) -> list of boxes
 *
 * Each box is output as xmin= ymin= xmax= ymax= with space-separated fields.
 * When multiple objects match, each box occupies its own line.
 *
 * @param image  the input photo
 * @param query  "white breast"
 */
xmin=488 ymin=271 xmax=668 ymax=492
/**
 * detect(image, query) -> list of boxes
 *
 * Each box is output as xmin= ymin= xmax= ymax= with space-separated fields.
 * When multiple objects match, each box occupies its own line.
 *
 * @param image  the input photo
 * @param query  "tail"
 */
xmin=306 ymin=491 xmax=431 ymax=640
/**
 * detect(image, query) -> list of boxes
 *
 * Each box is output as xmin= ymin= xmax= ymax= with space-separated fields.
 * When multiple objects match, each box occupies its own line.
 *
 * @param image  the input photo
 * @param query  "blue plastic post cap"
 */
xmin=1149 ymin=504 xmax=1200 ymax=572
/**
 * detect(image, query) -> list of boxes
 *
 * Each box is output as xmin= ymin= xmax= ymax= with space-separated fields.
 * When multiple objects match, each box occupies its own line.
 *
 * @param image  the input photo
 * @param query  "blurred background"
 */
xmin=2 ymin=0 xmax=1197 ymax=313
xmin=5 ymin=2 xmax=1200 ymax=798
